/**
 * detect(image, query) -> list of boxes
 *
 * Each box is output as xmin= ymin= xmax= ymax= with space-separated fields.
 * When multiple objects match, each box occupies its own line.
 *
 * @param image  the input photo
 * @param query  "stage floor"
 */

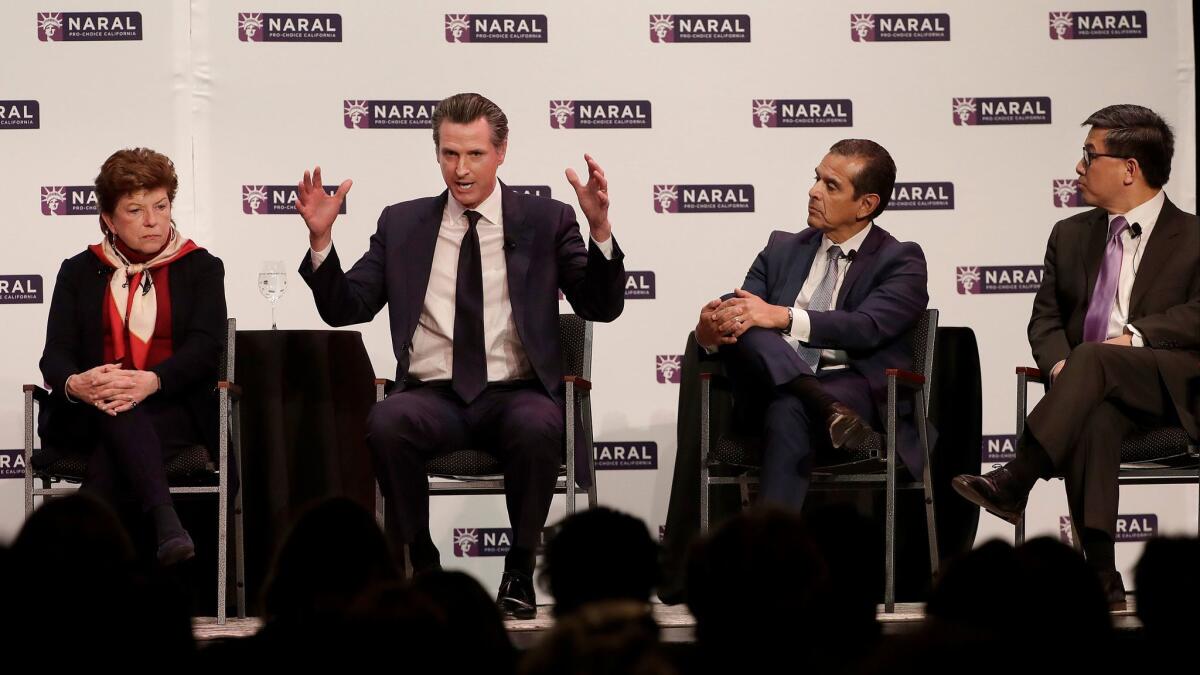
xmin=194 ymin=601 xmax=1143 ymax=647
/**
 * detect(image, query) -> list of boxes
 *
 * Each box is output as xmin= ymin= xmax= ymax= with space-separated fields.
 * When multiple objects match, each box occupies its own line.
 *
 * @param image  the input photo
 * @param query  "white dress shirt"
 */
xmin=311 ymin=180 xmax=613 ymax=383
xmin=784 ymin=223 xmax=874 ymax=370
xmin=1104 ymin=189 xmax=1165 ymax=344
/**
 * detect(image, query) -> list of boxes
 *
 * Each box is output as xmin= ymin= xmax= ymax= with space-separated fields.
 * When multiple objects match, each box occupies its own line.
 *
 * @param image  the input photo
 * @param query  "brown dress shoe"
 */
xmin=826 ymin=403 xmax=872 ymax=451
xmin=951 ymin=467 xmax=1030 ymax=524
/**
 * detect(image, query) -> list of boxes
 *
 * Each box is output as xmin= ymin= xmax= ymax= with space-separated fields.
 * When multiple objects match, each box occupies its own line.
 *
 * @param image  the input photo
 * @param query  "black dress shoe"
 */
xmin=1098 ymin=569 xmax=1127 ymax=611
xmin=827 ymin=403 xmax=872 ymax=451
xmin=496 ymin=570 xmax=537 ymax=620
xmin=951 ymin=467 xmax=1030 ymax=524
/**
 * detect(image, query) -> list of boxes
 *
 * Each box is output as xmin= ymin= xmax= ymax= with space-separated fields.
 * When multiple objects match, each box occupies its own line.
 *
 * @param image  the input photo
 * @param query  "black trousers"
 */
xmin=79 ymin=397 xmax=203 ymax=513
xmin=1022 ymin=342 xmax=1180 ymax=538
xmin=366 ymin=380 xmax=563 ymax=555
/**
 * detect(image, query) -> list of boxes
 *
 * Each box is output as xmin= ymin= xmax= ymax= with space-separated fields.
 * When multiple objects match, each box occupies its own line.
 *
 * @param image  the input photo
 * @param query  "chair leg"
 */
xmin=375 ymin=481 xmax=385 ymax=530
xmin=917 ymin=391 xmax=940 ymax=581
xmin=738 ymin=475 xmax=751 ymax=510
xmin=24 ymin=389 xmax=35 ymax=518
xmin=700 ymin=379 xmax=711 ymax=533
xmin=565 ymin=381 xmax=577 ymax=515
xmin=884 ymin=375 xmax=898 ymax=613
xmin=232 ymin=399 xmax=246 ymax=619
xmin=217 ymin=391 xmax=229 ymax=625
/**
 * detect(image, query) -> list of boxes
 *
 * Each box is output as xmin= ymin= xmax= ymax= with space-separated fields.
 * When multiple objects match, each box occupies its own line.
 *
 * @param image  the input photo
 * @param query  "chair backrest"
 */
xmin=220 ymin=317 xmax=236 ymax=383
xmin=558 ymin=313 xmax=593 ymax=380
xmin=911 ymin=309 xmax=938 ymax=403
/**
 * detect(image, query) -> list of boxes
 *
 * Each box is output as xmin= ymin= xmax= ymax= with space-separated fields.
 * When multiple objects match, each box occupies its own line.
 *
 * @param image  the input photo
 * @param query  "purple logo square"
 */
xmin=850 ymin=13 xmax=876 ymax=41
xmin=650 ymin=14 xmax=676 ymax=42
xmin=1053 ymin=179 xmax=1084 ymax=207
xmin=656 ymin=355 xmax=683 ymax=383
xmin=445 ymin=14 xmax=471 ymax=42
xmin=238 ymin=12 xmax=264 ymax=41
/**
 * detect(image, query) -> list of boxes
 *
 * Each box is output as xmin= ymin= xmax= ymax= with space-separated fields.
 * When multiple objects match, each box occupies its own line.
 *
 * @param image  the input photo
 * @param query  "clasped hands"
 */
xmin=66 ymin=363 xmax=159 ymax=416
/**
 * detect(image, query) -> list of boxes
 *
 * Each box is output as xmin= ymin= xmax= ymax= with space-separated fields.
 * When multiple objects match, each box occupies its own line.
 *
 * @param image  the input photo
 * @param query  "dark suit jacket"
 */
xmin=38 ymin=249 xmax=228 ymax=455
xmin=1028 ymin=196 xmax=1200 ymax=439
xmin=298 ymin=184 xmax=626 ymax=400
xmin=738 ymin=224 xmax=931 ymax=473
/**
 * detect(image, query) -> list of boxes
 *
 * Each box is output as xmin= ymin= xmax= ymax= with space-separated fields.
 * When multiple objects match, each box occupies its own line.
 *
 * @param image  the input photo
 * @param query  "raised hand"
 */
xmin=565 ymin=153 xmax=611 ymax=241
xmin=296 ymin=165 xmax=352 ymax=251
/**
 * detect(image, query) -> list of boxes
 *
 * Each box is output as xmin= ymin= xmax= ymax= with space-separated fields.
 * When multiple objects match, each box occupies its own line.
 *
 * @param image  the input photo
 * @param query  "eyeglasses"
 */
xmin=1081 ymin=147 xmax=1130 ymax=169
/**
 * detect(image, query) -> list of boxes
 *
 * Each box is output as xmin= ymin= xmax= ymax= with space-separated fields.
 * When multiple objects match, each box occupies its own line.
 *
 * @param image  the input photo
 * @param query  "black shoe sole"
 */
xmin=951 ymin=476 xmax=1024 ymax=525
xmin=498 ymin=598 xmax=536 ymax=620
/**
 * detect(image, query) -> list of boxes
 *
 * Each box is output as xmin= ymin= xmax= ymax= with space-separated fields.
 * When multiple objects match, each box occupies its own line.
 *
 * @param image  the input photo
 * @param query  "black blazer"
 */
xmin=1028 ymin=196 xmax=1200 ymax=438
xmin=299 ymin=184 xmax=626 ymax=400
xmin=38 ymin=248 xmax=228 ymax=454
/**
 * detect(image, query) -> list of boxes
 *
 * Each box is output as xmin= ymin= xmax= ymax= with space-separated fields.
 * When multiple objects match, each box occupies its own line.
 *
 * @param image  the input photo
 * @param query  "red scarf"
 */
xmin=89 ymin=227 xmax=201 ymax=370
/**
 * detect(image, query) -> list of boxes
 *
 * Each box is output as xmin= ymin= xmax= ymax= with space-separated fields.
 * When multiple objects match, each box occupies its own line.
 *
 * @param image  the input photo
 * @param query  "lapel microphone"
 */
xmin=503 ymin=236 xmax=517 ymax=251
xmin=1130 ymin=222 xmax=1142 ymax=238
xmin=846 ymin=249 xmax=858 ymax=261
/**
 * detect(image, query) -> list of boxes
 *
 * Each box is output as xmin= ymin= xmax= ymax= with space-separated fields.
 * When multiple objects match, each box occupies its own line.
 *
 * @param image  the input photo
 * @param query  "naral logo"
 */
xmin=889 ymin=182 xmax=954 ymax=210
xmin=654 ymin=184 xmax=755 ymax=213
xmin=445 ymin=14 xmax=547 ymax=42
xmin=550 ymin=100 xmax=652 ymax=129
xmin=344 ymin=100 xmax=439 ymax=129
xmin=238 ymin=12 xmax=341 ymax=42
xmin=1059 ymin=514 xmax=1156 ymax=545
xmin=753 ymin=99 xmax=852 ymax=128
xmin=509 ymin=185 xmax=552 ymax=198
xmin=1049 ymin=11 xmax=1147 ymax=39
xmin=41 ymin=186 xmax=97 ymax=215
xmin=953 ymin=97 xmax=1051 ymax=125
xmin=649 ymin=14 xmax=750 ymax=43
xmin=0 ymin=100 xmax=40 ymax=130
xmin=981 ymin=435 xmax=1018 ymax=463
xmin=243 ymin=185 xmax=346 ymax=215
xmin=956 ymin=266 xmax=1044 ymax=294
xmin=1053 ymin=179 xmax=1085 ymax=207
xmin=0 ymin=450 xmax=25 ymax=479
xmin=850 ymin=13 xmax=949 ymax=42
xmin=625 ymin=271 xmax=655 ymax=300
xmin=453 ymin=528 xmax=511 ymax=557
xmin=38 ymin=11 xmax=142 ymax=41
xmin=0 ymin=275 xmax=44 ymax=304
xmin=656 ymin=355 xmax=683 ymax=383
xmin=594 ymin=442 xmax=658 ymax=470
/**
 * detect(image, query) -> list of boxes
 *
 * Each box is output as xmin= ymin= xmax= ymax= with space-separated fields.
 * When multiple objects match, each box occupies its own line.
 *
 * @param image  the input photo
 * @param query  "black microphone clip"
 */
xmin=503 ymin=236 xmax=517 ymax=251
xmin=1130 ymin=222 xmax=1142 ymax=239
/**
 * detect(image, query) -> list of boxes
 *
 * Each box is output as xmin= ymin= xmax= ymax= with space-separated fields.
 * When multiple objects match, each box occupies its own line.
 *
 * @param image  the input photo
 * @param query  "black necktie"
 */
xmin=453 ymin=210 xmax=487 ymax=403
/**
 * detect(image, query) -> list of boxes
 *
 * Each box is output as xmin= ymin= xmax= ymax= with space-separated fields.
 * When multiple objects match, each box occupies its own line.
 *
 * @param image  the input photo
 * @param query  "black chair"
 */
xmin=1012 ymin=366 xmax=1199 ymax=545
xmin=22 ymin=318 xmax=246 ymax=624
xmin=374 ymin=313 xmax=600 ymax=531
xmin=698 ymin=309 xmax=941 ymax=612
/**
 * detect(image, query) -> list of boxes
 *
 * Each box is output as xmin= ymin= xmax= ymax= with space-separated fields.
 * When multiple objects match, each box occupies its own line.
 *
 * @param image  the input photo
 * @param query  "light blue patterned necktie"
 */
xmin=796 ymin=245 xmax=845 ymax=371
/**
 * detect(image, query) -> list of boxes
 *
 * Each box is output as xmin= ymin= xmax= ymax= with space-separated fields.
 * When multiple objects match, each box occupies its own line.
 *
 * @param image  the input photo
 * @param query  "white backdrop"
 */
xmin=1 ymin=0 xmax=1195 ymax=594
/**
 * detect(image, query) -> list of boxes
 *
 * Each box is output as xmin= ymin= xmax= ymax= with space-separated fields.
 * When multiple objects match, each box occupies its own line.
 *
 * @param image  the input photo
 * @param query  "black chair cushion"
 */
xmin=710 ymin=431 xmax=884 ymax=471
xmin=1120 ymin=426 xmax=1197 ymax=465
xmin=31 ymin=444 xmax=217 ymax=486
xmin=427 ymin=449 xmax=504 ymax=477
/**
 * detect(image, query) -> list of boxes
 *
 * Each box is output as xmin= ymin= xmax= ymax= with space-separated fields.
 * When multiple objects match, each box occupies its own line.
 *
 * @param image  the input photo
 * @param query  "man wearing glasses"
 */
xmin=953 ymin=105 xmax=1199 ymax=608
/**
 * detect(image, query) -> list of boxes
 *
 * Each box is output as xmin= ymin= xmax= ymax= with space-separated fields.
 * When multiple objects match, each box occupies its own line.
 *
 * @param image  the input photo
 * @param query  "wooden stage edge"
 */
xmin=194 ymin=600 xmax=1144 ymax=648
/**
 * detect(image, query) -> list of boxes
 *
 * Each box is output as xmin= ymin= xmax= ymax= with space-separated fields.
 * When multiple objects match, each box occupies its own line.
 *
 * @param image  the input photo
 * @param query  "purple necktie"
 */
xmin=453 ymin=210 xmax=487 ymax=403
xmin=1082 ymin=215 xmax=1130 ymax=343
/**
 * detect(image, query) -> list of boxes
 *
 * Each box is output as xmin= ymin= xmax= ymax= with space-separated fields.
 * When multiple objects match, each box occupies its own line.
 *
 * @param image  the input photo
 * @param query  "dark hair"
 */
xmin=1083 ymin=104 xmax=1175 ymax=188
xmin=262 ymin=498 xmax=398 ymax=621
xmin=540 ymin=507 xmax=659 ymax=617
xmin=94 ymin=147 xmax=179 ymax=217
xmin=431 ymin=92 xmax=509 ymax=148
xmin=828 ymin=139 xmax=897 ymax=220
